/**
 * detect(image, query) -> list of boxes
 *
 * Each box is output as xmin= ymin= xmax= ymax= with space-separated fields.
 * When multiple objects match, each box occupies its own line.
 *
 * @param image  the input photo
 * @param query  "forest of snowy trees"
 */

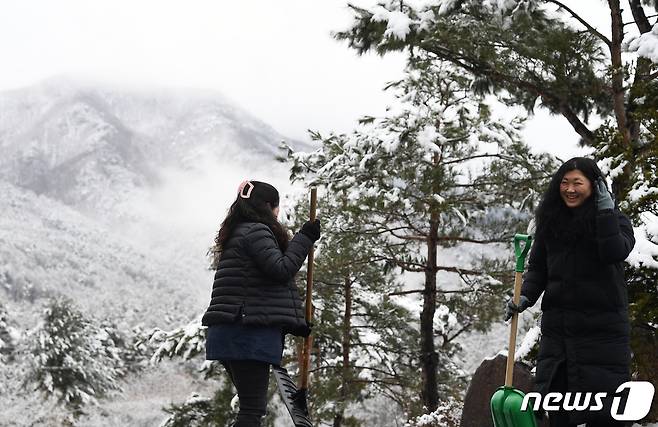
xmin=0 ymin=1 xmax=657 ymax=426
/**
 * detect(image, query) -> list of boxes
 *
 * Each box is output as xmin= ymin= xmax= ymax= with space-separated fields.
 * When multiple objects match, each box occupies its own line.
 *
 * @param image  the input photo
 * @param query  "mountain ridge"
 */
xmin=0 ymin=76 xmax=311 ymax=216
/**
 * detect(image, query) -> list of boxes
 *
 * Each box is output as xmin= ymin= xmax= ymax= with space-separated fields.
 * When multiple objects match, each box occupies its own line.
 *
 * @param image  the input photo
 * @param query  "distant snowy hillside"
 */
xmin=0 ymin=76 xmax=309 ymax=222
xmin=0 ymin=180 xmax=208 ymax=328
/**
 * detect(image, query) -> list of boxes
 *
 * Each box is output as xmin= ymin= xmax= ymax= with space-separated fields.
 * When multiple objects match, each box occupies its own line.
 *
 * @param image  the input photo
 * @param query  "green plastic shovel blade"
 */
xmin=490 ymin=386 xmax=538 ymax=427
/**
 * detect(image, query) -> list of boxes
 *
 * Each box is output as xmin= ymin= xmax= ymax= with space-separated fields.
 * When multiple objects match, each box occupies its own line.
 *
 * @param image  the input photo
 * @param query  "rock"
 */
xmin=460 ymin=353 xmax=549 ymax=427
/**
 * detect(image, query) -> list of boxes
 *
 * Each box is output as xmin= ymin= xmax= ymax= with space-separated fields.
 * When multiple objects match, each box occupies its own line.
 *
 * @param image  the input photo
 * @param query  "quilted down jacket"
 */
xmin=201 ymin=222 xmax=313 ymax=336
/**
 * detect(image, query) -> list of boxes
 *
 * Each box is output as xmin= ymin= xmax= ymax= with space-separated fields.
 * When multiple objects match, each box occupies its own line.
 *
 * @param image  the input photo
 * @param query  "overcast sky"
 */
xmin=0 ymin=0 xmax=617 ymax=158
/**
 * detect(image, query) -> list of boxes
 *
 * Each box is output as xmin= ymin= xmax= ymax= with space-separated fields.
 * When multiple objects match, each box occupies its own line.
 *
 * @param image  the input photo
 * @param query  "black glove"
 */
xmin=296 ymin=321 xmax=313 ymax=338
xmin=300 ymin=219 xmax=321 ymax=242
xmin=504 ymin=295 xmax=532 ymax=321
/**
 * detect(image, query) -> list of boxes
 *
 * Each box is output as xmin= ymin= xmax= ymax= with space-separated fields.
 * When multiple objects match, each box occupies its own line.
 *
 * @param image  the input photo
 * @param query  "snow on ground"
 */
xmin=0 ymin=360 xmax=216 ymax=427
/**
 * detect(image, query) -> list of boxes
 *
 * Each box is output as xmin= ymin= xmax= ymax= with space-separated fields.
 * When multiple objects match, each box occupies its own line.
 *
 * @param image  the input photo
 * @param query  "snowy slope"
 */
xmin=0 ymin=179 xmax=220 ymax=426
xmin=0 ymin=180 xmax=210 ymax=328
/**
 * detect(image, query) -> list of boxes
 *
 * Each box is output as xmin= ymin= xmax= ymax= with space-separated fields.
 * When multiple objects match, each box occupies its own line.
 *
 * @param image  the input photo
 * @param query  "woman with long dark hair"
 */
xmin=504 ymin=157 xmax=635 ymax=426
xmin=202 ymin=180 xmax=320 ymax=427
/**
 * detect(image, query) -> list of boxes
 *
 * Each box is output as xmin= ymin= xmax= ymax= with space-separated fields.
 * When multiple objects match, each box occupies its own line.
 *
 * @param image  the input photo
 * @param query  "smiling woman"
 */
xmin=505 ymin=157 xmax=636 ymax=426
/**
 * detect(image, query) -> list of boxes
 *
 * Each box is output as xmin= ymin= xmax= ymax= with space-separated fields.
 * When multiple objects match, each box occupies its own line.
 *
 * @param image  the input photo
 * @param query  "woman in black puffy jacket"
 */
xmin=202 ymin=180 xmax=320 ymax=427
xmin=505 ymin=157 xmax=635 ymax=426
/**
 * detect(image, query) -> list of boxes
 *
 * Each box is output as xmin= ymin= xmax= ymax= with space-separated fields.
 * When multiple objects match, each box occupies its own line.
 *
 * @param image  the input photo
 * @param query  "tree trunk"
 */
xmin=333 ymin=276 xmax=352 ymax=427
xmin=420 ymin=211 xmax=440 ymax=414
xmin=629 ymin=0 xmax=653 ymax=33
xmin=628 ymin=0 xmax=652 ymax=144
xmin=608 ymin=0 xmax=631 ymax=147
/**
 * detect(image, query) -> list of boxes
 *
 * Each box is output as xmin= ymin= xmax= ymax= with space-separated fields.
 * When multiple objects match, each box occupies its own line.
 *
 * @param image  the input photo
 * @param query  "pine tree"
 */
xmin=160 ymin=387 xmax=237 ymax=427
xmin=282 ymin=61 xmax=556 ymax=419
xmin=147 ymin=315 xmax=207 ymax=364
xmin=25 ymin=298 xmax=128 ymax=415
xmin=0 ymin=303 xmax=14 ymax=362
xmin=283 ymin=192 xmax=422 ymax=425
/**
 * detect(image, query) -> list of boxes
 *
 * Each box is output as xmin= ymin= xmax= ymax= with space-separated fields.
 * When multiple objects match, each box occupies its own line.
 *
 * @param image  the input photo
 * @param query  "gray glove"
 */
xmin=504 ymin=295 xmax=532 ymax=321
xmin=595 ymin=178 xmax=614 ymax=211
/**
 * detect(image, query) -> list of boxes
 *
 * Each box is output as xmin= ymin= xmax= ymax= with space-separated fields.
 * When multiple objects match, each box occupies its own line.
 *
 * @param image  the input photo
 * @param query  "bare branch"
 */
xmin=314 ymin=279 xmax=345 ymax=287
xmin=645 ymin=70 xmax=658 ymax=81
xmin=436 ymin=266 xmax=485 ymax=275
xmin=389 ymin=288 xmax=479 ymax=296
xmin=556 ymin=102 xmax=597 ymax=144
xmin=546 ymin=0 xmax=612 ymax=47
xmin=436 ymin=236 xmax=510 ymax=244
xmin=443 ymin=322 xmax=473 ymax=344
xmin=622 ymin=14 xmax=658 ymax=27
xmin=440 ymin=153 xmax=513 ymax=166
xmin=309 ymin=363 xmax=400 ymax=379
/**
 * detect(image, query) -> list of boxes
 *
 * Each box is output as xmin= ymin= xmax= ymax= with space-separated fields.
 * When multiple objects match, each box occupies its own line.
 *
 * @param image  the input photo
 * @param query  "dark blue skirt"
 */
xmin=205 ymin=322 xmax=284 ymax=365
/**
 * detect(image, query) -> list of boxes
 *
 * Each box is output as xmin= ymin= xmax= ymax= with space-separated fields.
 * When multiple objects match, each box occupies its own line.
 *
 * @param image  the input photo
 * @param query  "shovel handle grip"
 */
xmin=514 ymin=234 xmax=532 ymax=273
xmin=305 ymin=188 xmax=317 ymax=320
xmin=505 ymin=271 xmax=523 ymax=387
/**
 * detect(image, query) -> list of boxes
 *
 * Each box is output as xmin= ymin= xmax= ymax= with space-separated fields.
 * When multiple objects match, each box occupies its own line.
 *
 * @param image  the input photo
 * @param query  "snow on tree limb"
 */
xmin=147 ymin=315 xmax=206 ymax=364
xmin=625 ymin=23 xmax=658 ymax=63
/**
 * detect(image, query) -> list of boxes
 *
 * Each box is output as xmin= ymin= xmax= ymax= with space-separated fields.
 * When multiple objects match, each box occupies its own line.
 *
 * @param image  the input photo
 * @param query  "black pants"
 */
xmin=222 ymin=360 xmax=270 ymax=427
xmin=548 ymin=362 xmax=628 ymax=427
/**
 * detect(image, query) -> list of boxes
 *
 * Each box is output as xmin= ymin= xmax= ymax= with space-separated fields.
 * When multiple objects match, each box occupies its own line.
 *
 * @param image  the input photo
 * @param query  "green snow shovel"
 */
xmin=490 ymin=234 xmax=538 ymax=427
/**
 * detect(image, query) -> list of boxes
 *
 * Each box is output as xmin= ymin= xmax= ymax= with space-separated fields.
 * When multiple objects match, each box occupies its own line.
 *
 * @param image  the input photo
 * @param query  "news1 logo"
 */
xmin=521 ymin=381 xmax=655 ymax=421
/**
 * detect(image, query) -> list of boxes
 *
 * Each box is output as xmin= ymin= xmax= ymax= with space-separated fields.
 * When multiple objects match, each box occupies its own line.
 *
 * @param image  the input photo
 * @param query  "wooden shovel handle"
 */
xmin=505 ymin=270 xmax=523 ymax=387
xmin=299 ymin=187 xmax=317 ymax=390
xmin=305 ymin=188 xmax=317 ymax=320
xmin=505 ymin=234 xmax=531 ymax=387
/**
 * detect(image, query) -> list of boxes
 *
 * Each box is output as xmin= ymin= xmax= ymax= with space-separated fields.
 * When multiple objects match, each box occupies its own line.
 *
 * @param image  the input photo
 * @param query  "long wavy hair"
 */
xmin=209 ymin=181 xmax=289 ymax=269
xmin=535 ymin=157 xmax=607 ymax=242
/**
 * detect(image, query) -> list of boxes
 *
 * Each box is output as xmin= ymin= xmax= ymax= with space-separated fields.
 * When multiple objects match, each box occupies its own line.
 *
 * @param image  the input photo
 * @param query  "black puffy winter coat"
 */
xmin=521 ymin=208 xmax=635 ymax=424
xmin=201 ymin=222 xmax=313 ymax=336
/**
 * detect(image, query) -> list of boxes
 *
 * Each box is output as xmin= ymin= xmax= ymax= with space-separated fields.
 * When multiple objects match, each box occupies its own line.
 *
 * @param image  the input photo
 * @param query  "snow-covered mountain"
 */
xmin=0 ymin=76 xmax=308 ymax=222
